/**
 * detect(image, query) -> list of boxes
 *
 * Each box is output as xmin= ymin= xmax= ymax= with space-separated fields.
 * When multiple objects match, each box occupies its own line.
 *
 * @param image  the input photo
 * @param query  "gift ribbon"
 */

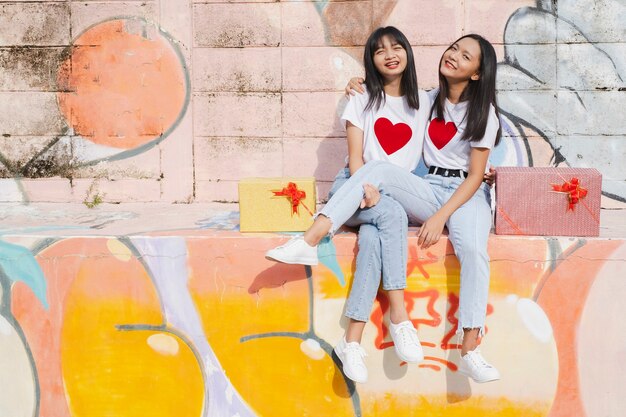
xmin=550 ymin=177 xmax=588 ymax=211
xmin=498 ymin=174 xmax=599 ymax=234
xmin=272 ymin=182 xmax=313 ymax=216
xmin=496 ymin=206 xmax=525 ymax=235
xmin=550 ymin=174 xmax=599 ymax=224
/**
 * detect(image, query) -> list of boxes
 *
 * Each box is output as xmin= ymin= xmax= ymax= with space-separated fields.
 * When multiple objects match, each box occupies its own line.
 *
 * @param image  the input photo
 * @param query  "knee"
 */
xmin=358 ymin=224 xmax=381 ymax=251
xmin=375 ymin=196 xmax=407 ymax=226
xmin=390 ymin=199 xmax=408 ymax=225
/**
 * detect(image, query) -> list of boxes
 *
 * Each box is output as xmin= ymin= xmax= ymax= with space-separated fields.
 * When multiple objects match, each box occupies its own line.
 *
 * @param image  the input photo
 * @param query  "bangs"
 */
xmin=374 ymin=33 xmax=401 ymax=50
xmin=367 ymin=26 xmax=409 ymax=52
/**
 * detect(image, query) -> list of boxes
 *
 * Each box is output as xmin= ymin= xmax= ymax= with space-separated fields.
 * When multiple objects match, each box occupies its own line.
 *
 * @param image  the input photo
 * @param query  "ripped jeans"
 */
xmin=327 ymin=168 xmax=408 ymax=322
xmin=321 ymin=161 xmax=492 ymax=335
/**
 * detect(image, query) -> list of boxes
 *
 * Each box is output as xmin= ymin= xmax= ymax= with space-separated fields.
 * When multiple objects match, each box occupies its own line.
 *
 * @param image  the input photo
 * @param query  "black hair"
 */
xmin=431 ymin=34 xmax=501 ymax=145
xmin=363 ymin=26 xmax=420 ymax=112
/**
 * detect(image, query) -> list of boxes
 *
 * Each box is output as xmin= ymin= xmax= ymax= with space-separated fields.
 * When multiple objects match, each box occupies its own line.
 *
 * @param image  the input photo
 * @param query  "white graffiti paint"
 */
xmin=498 ymin=1 xmax=626 ymax=203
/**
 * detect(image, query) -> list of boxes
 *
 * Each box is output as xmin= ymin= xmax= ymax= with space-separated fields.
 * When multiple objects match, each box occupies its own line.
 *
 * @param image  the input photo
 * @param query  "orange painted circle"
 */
xmin=57 ymin=19 xmax=187 ymax=149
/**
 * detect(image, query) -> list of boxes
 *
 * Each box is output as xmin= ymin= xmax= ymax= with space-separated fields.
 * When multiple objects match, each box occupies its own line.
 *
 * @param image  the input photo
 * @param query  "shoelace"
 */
xmin=275 ymin=237 xmax=300 ymax=249
xmin=466 ymin=350 xmax=492 ymax=369
xmin=343 ymin=343 xmax=367 ymax=366
xmin=395 ymin=322 xmax=420 ymax=346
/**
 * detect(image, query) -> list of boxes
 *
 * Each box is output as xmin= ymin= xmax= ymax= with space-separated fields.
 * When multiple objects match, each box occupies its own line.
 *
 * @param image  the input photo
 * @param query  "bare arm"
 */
xmin=417 ymin=147 xmax=491 ymax=248
xmin=346 ymin=121 xmax=381 ymax=208
xmin=344 ymin=77 xmax=365 ymax=96
xmin=346 ymin=121 xmax=365 ymax=175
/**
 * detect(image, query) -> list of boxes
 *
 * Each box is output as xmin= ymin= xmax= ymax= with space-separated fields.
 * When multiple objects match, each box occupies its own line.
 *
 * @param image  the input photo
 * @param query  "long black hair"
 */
xmin=431 ymin=34 xmax=501 ymax=145
xmin=363 ymin=26 xmax=420 ymax=112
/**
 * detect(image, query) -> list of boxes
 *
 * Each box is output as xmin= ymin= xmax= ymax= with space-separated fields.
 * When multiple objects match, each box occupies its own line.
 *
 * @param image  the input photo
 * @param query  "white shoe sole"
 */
xmin=390 ymin=331 xmax=424 ymax=363
xmin=333 ymin=346 xmax=367 ymax=384
xmin=394 ymin=348 xmax=424 ymax=364
xmin=265 ymin=250 xmax=318 ymax=266
xmin=458 ymin=368 xmax=500 ymax=383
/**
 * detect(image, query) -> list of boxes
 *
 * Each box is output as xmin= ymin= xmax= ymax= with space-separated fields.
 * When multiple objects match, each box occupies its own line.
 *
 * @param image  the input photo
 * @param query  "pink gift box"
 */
xmin=495 ymin=167 xmax=602 ymax=237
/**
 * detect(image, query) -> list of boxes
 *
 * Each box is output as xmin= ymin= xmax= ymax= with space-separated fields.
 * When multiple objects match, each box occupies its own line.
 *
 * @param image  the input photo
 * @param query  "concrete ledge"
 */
xmin=0 ymin=203 xmax=625 ymax=417
xmin=1 ymin=202 xmax=625 ymax=238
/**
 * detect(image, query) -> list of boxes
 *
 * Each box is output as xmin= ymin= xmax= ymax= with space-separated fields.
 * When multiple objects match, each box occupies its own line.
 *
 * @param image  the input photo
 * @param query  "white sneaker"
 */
xmin=389 ymin=320 xmax=424 ymax=363
xmin=265 ymin=236 xmax=318 ymax=265
xmin=458 ymin=349 xmax=500 ymax=383
xmin=334 ymin=338 xmax=368 ymax=383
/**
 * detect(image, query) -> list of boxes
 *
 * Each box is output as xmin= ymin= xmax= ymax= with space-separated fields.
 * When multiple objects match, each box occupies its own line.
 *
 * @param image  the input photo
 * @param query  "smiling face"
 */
xmin=372 ymin=34 xmax=408 ymax=82
xmin=440 ymin=36 xmax=482 ymax=83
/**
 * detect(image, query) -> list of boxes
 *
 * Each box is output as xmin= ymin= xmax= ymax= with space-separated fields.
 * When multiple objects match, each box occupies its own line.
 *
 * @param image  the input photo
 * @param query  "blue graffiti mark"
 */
xmin=313 ymin=1 xmax=330 ymax=14
xmin=0 ymin=225 xmax=87 ymax=236
xmin=489 ymin=117 xmax=529 ymax=167
xmin=196 ymin=211 xmax=240 ymax=231
xmin=0 ymin=240 xmax=48 ymax=309
xmin=318 ymin=236 xmax=345 ymax=286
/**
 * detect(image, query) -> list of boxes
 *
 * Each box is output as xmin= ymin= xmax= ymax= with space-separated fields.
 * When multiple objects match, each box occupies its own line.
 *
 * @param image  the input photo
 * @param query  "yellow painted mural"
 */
xmin=1 ymin=233 xmax=623 ymax=417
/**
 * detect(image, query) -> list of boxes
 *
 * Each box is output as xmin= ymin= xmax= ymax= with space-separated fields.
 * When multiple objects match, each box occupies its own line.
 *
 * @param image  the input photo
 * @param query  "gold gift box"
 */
xmin=238 ymin=178 xmax=316 ymax=232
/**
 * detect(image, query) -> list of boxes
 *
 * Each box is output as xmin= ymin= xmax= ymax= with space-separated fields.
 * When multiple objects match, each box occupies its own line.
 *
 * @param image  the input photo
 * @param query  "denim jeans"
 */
xmin=321 ymin=160 xmax=492 ymax=334
xmin=327 ymin=168 xmax=408 ymax=322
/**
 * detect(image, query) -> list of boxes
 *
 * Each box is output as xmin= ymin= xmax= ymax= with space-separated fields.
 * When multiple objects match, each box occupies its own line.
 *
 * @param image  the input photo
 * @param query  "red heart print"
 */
xmin=374 ymin=117 xmax=413 ymax=155
xmin=428 ymin=118 xmax=457 ymax=150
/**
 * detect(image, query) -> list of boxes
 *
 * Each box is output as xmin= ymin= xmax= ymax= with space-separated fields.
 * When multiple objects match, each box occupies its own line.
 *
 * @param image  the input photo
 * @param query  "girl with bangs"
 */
xmin=268 ymin=26 xmax=429 ymax=383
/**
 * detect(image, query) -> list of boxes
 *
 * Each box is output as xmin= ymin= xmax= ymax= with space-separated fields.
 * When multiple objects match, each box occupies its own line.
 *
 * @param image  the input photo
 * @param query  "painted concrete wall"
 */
xmin=0 ymin=232 xmax=624 ymax=416
xmin=0 ymin=0 xmax=624 ymax=206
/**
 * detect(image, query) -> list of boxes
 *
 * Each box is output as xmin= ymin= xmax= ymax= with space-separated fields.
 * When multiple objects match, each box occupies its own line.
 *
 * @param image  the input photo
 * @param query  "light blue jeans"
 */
xmin=328 ymin=168 xmax=408 ymax=322
xmin=321 ymin=160 xmax=492 ymax=334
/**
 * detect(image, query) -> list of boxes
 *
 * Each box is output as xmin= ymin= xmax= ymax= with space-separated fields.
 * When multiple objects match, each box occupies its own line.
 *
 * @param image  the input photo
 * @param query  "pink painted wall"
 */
xmin=0 ymin=0 xmax=624 ymax=207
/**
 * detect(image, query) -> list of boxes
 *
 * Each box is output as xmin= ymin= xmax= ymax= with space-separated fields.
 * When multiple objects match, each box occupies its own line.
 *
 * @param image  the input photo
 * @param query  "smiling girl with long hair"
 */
xmin=268 ymin=26 xmax=430 ymax=383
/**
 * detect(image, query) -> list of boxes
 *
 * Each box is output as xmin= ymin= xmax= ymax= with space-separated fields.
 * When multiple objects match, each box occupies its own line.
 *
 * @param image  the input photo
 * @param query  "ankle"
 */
xmin=460 ymin=328 xmax=480 ymax=355
xmin=303 ymin=228 xmax=326 ymax=246
xmin=461 ymin=342 xmax=478 ymax=356
xmin=345 ymin=336 xmax=362 ymax=344
xmin=389 ymin=312 xmax=409 ymax=325
xmin=304 ymin=216 xmax=332 ymax=245
xmin=302 ymin=234 xmax=319 ymax=246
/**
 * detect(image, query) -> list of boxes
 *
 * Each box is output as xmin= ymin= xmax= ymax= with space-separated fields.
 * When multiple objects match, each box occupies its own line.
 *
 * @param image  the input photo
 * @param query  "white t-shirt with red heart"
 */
xmin=341 ymin=87 xmax=430 ymax=172
xmin=423 ymin=96 xmax=499 ymax=173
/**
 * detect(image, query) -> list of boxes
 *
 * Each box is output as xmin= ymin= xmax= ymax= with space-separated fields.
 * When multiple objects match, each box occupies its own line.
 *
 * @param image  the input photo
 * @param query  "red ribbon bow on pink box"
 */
xmin=551 ymin=177 xmax=588 ymax=211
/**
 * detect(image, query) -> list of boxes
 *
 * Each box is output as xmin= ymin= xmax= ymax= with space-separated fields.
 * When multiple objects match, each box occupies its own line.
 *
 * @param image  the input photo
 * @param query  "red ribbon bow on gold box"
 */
xmin=272 ymin=182 xmax=313 ymax=216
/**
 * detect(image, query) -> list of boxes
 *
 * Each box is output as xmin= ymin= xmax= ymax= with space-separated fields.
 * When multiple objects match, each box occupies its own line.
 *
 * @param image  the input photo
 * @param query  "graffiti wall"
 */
xmin=1 ymin=1 xmax=624 ymax=416
xmin=0 ymin=0 xmax=623 ymax=206
xmin=0 ymin=232 xmax=624 ymax=416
